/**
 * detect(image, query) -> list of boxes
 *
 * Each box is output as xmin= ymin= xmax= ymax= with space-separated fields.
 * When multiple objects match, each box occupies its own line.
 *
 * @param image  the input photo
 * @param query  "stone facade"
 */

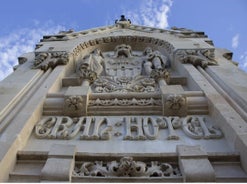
xmin=0 ymin=16 xmax=247 ymax=182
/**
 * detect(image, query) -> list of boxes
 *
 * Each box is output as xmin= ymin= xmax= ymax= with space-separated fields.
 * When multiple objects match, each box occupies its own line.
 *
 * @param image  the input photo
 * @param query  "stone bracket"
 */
xmin=41 ymin=144 xmax=77 ymax=182
xmin=176 ymin=145 xmax=215 ymax=182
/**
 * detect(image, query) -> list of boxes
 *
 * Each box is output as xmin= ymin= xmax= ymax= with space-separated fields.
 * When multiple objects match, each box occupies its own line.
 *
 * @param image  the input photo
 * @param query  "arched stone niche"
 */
xmin=72 ymin=35 xmax=175 ymax=66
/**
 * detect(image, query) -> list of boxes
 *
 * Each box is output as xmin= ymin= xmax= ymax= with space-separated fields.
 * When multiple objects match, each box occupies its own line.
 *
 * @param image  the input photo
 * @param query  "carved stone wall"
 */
xmin=1 ymin=17 xmax=247 ymax=183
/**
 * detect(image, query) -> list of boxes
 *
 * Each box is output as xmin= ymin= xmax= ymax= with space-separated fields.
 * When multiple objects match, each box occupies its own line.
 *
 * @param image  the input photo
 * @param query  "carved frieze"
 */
xmin=34 ymin=115 xmax=223 ymax=140
xmin=92 ymin=76 xmax=158 ymax=93
xmin=33 ymin=51 xmax=70 ymax=71
xmin=89 ymin=97 xmax=162 ymax=107
xmin=175 ymin=49 xmax=217 ymax=68
xmin=73 ymin=156 xmax=181 ymax=178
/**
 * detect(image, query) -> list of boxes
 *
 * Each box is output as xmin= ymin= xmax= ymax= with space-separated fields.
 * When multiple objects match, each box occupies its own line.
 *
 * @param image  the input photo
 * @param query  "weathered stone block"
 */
xmin=48 ymin=144 xmax=77 ymax=159
xmin=179 ymin=158 xmax=215 ymax=182
xmin=177 ymin=145 xmax=215 ymax=182
xmin=41 ymin=158 xmax=74 ymax=181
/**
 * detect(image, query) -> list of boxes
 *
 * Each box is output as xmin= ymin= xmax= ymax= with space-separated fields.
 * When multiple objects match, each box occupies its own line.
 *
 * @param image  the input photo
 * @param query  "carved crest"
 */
xmin=76 ymin=44 xmax=169 ymax=93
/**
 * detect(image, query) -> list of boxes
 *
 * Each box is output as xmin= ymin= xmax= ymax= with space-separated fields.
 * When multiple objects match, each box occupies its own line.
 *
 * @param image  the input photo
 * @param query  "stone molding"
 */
xmin=72 ymin=35 xmax=175 ymax=57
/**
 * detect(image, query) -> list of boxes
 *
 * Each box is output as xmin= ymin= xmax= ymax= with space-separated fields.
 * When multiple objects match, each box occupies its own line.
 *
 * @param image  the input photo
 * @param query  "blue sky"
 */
xmin=0 ymin=0 xmax=246 ymax=80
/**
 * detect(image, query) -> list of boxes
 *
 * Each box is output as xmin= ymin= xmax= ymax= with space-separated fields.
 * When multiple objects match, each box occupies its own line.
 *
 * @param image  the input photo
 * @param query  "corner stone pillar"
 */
xmin=41 ymin=144 xmax=77 ymax=182
xmin=176 ymin=145 xmax=215 ymax=182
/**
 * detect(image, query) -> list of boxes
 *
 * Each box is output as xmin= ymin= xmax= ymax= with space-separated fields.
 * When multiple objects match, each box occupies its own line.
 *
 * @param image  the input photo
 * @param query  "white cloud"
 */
xmin=0 ymin=22 xmax=66 ymax=81
xmin=239 ymin=51 xmax=247 ymax=72
xmin=124 ymin=0 xmax=173 ymax=28
xmin=231 ymin=33 xmax=239 ymax=49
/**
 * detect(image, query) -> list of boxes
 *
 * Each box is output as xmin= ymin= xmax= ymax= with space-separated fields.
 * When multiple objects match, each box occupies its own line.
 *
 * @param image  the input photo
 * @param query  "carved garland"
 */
xmin=73 ymin=156 xmax=181 ymax=178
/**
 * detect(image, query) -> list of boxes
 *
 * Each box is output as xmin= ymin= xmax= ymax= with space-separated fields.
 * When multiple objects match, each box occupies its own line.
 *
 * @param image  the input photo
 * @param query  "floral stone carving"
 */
xmin=64 ymin=96 xmax=83 ymax=111
xmin=165 ymin=94 xmax=186 ymax=110
xmin=73 ymin=156 xmax=181 ymax=178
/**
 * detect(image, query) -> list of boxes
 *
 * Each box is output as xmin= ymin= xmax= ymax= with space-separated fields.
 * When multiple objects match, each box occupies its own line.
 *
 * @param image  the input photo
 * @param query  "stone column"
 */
xmin=41 ymin=144 xmax=77 ymax=182
xmin=176 ymin=145 xmax=215 ymax=182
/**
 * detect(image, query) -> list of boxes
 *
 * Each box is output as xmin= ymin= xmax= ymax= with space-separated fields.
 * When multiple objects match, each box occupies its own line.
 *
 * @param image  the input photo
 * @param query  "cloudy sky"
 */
xmin=0 ymin=0 xmax=246 ymax=80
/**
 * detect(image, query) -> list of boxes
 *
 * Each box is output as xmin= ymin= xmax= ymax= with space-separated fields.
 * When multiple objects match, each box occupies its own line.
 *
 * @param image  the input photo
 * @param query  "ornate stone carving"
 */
xmin=73 ymin=157 xmax=181 ymax=178
xmin=143 ymin=47 xmax=168 ymax=75
xmin=175 ymin=49 xmax=216 ymax=68
xmin=150 ymin=68 xmax=170 ymax=82
xmin=72 ymin=36 xmax=174 ymax=57
xmin=165 ymin=94 xmax=186 ymax=110
xmin=92 ymin=76 xmax=159 ymax=93
xmin=64 ymin=96 xmax=83 ymax=111
xmin=76 ymin=44 xmax=169 ymax=91
xmin=34 ymin=116 xmax=223 ymax=141
xmin=89 ymin=97 xmax=162 ymax=106
xmin=92 ymin=76 xmax=158 ymax=93
xmin=35 ymin=116 xmax=112 ymax=140
xmin=182 ymin=116 xmax=223 ymax=139
xmin=33 ymin=51 xmax=70 ymax=71
xmin=76 ymin=49 xmax=105 ymax=83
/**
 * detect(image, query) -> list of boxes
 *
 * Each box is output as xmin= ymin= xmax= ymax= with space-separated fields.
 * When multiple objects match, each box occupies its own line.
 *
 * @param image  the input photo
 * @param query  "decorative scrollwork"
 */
xmin=73 ymin=157 xmax=181 ymax=178
xmin=89 ymin=97 xmax=162 ymax=106
xmin=92 ymin=76 xmax=158 ymax=93
xmin=182 ymin=116 xmax=223 ymax=139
